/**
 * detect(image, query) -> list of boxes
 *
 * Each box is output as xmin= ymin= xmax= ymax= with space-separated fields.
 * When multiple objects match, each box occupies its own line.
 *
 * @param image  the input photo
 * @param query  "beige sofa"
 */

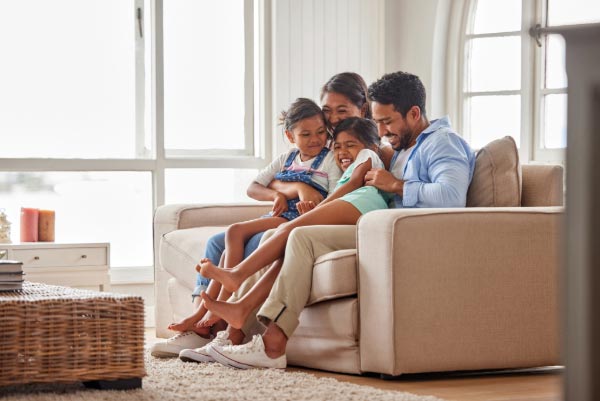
xmin=153 ymin=163 xmax=563 ymax=376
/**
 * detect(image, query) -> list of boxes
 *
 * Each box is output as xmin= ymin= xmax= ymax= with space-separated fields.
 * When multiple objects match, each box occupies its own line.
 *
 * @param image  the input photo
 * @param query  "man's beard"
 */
xmin=392 ymin=128 xmax=414 ymax=151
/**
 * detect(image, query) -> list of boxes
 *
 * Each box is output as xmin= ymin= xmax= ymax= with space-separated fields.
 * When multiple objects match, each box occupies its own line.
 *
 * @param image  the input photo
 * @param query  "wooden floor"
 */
xmin=289 ymin=366 xmax=562 ymax=401
xmin=146 ymin=330 xmax=563 ymax=401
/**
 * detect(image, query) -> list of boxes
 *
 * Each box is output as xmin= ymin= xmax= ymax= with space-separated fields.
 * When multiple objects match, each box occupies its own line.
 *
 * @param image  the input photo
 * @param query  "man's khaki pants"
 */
xmin=230 ymin=225 xmax=356 ymax=338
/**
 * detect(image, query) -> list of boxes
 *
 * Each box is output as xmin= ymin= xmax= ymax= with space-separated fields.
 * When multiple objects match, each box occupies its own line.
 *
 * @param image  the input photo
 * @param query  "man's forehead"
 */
xmin=372 ymin=102 xmax=398 ymax=119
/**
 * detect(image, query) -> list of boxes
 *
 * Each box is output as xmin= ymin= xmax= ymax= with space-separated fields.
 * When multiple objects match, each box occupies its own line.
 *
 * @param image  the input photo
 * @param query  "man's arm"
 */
xmin=364 ymin=168 xmax=404 ymax=196
xmin=402 ymin=134 xmax=473 ymax=208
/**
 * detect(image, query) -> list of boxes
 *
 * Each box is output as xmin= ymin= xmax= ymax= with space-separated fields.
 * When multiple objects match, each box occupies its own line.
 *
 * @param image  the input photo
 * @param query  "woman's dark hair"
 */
xmin=332 ymin=117 xmax=379 ymax=148
xmin=320 ymin=72 xmax=372 ymax=119
xmin=279 ymin=98 xmax=324 ymax=131
xmin=368 ymin=71 xmax=427 ymax=118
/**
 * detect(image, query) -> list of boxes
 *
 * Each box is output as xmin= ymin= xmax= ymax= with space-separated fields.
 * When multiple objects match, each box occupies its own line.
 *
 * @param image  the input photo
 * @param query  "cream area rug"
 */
xmin=0 ymin=353 xmax=446 ymax=401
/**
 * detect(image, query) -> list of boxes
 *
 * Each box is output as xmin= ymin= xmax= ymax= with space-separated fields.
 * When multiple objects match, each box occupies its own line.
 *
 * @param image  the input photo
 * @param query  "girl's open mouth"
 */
xmin=340 ymin=157 xmax=353 ymax=170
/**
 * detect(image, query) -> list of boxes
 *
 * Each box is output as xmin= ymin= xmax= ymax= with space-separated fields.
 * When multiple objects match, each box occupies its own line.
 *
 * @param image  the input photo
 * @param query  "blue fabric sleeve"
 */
xmin=403 ymin=133 xmax=473 ymax=208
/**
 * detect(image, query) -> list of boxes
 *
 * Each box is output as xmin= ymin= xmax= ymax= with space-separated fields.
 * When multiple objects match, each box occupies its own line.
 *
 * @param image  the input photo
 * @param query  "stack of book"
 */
xmin=0 ymin=260 xmax=24 ymax=291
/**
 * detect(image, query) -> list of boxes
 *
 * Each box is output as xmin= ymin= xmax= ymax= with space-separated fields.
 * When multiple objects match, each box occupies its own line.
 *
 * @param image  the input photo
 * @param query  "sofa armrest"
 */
xmin=153 ymin=202 xmax=272 ymax=338
xmin=357 ymin=207 xmax=564 ymax=375
xmin=153 ymin=202 xmax=272 ymax=265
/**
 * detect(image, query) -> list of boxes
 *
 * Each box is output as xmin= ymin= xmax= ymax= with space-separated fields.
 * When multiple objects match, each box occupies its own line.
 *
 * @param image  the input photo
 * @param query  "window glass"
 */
xmin=547 ymin=0 xmax=600 ymax=26
xmin=0 ymin=1 xmax=137 ymax=159
xmin=467 ymin=37 xmax=521 ymax=92
xmin=471 ymin=0 xmax=521 ymax=34
xmin=543 ymin=94 xmax=567 ymax=149
xmin=545 ymin=34 xmax=568 ymax=89
xmin=165 ymin=168 xmax=259 ymax=204
xmin=467 ymin=95 xmax=521 ymax=149
xmin=0 ymin=172 xmax=153 ymax=268
xmin=163 ymin=0 xmax=247 ymax=151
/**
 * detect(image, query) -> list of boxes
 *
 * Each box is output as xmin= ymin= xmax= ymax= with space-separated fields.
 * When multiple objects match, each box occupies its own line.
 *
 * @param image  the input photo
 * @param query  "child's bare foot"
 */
xmin=200 ymin=291 xmax=251 ymax=330
xmin=168 ymin=316 xmax=199 ymax=333
xmin=195 ymin=309 xmax=222 ymax=329
xmin=199 ymin=259 xmax=242 ymax=293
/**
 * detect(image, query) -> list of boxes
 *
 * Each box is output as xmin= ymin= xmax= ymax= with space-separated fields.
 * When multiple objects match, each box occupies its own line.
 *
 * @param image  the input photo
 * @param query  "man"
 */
xmin=200 ymin=71 xmax=476 ymax=368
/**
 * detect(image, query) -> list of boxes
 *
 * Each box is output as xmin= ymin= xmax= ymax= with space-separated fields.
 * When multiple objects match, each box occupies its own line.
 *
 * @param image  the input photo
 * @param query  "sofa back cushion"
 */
xmin=467 ymin=136 xmax=522 ymax=207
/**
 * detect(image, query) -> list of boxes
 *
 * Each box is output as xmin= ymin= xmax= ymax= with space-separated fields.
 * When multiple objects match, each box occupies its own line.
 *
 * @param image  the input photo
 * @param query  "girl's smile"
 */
xmin=333 ymin=131 xmax=366 ymax=171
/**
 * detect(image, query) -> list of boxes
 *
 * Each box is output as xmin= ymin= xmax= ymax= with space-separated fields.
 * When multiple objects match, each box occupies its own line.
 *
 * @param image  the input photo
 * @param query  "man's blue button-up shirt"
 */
xmin=391 ymin=116 xmax=476 ymax=208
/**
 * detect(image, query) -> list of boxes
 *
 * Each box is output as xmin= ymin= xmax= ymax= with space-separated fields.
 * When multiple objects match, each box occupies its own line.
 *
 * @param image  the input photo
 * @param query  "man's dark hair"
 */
xmin=320 ymin=72 xmax=372 ymax=119
xmin=367 ymin=71 xmax=427 ymax=118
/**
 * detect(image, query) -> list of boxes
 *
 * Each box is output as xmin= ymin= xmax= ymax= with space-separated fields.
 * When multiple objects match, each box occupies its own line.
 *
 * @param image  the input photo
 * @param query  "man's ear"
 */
xmin=284 ymin=130 xmax=295 ymax=144
xmin=408 ymin=106 xmax=421 ymax=123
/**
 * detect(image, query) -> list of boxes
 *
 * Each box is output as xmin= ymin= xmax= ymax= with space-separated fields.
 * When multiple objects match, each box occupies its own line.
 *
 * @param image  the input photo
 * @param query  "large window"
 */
xmin=0 ymin=0 xmax=267 ymax=272
xmin=461 ymin=0 xmax=600 ymax=162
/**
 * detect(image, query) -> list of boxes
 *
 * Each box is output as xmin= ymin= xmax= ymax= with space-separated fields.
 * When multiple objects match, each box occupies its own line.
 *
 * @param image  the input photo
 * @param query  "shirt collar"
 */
xmin=415 ymin=115 xmax=451 ymax=144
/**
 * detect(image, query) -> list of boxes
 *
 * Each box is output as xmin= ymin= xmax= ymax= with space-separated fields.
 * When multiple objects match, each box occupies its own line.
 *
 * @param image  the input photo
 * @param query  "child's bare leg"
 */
xmin=200 ymin=217 xmax=285 ymax=292
xmin=201 ymin=200 xmax=362 ymax=292
xmin=168 ymin=277 xmax=222 ymax=333
xmin=201 ymin=259 xmax=283 ymax=329
xmin=223 ymin=217 xmax=285 ymax=269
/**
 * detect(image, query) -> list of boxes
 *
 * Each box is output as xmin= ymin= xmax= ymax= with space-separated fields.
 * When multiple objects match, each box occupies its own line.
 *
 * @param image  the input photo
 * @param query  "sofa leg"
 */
xmin=380 ymin=373 xmax=400 ymax=380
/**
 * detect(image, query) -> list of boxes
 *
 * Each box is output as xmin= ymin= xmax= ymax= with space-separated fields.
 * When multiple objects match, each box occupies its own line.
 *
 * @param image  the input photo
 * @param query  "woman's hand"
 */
xmin=297 ymin=200 xmax=317 ymax=215
xmin=271 ymin=192 xmax=288 ymax=217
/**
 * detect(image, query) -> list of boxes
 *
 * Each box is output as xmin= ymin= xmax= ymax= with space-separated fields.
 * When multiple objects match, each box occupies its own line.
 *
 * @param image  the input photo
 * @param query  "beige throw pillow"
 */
xmin=467 ymin=136 xmax=522 ymax=207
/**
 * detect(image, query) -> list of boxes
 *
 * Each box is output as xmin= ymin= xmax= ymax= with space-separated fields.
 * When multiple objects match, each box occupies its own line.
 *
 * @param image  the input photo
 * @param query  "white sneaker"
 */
xmin=179 ymin=330 xmax=232 ymax=363
xmin=208 ymin=335 xmax=286 ymax=369
xmin=150 ymin=331 xmax=211 ymax=358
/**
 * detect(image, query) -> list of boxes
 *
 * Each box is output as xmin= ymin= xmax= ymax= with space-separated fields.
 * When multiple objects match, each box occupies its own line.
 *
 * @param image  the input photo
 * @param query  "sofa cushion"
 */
xmin=467 ymin=136 xmax=522 ymax=207
xmin=162 ymin=228 xmax=358 ymax=305
xmin=308 ymin=249 xmax=358 ymax=306
xmin=160 ymin=226 xmax=226 ymax=286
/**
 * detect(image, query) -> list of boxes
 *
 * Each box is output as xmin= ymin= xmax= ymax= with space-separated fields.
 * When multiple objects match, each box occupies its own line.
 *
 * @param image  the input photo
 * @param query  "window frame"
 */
xmin=0 ymin=0 xmax=272 ymax=273
xmin=455 ymin=0 xmax=566 ymax=164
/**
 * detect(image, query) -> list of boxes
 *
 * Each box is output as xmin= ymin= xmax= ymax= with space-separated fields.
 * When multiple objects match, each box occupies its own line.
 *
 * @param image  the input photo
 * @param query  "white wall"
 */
xmin=270 ymin=0 xmax=385 ymax=156
xmin=270 ymin=0 xmax=453 ymax=155
xmin=383 ymin=0 xmax=452 ymax=120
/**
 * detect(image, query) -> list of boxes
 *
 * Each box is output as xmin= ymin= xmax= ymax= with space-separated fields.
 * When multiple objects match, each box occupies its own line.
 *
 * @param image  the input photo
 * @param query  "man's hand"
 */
xmin=271 ymin=192 xmax=288 ymax=217
xmin=297 ymin=186 xmax=324 ymax=205
xmin=364 ymin=168 xmax=404 ymax=195
xmin=296 ymin=200 xmax=317 ymax=215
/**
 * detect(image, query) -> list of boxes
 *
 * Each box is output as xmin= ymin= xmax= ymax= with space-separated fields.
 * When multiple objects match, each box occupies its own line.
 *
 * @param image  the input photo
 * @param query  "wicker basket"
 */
xmin=0 ymin=282 xmax=145 ymax=386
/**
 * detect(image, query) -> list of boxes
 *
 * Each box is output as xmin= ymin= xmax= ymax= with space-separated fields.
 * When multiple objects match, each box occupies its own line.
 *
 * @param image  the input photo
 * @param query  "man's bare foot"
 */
xmin=195 ymin=309 xmax=222 ymax=329
xmin=200 ymin=291 xmax=250 ymax=330
xmin=199 ymin=259 xmax=242 ymax=293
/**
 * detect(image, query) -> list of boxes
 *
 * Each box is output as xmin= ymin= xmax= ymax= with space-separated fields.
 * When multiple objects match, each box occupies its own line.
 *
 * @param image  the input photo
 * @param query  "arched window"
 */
xmin=460 ymin=0 xmax=600 ymax=162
